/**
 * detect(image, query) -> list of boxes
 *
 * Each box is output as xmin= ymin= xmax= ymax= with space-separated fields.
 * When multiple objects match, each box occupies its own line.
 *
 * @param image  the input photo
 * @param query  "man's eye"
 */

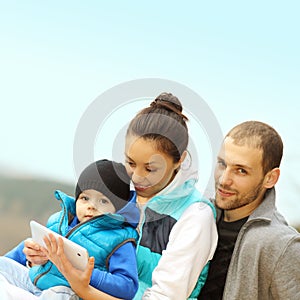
xmin=217 ymin=160 xmax=226 ymax=167
xmin=238 ymin=168 xmax=247 ymax=174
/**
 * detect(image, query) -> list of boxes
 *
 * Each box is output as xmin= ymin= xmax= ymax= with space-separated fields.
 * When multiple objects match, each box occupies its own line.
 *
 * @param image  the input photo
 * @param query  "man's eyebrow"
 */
xmin=229 ymin=162 xmax=253 ymax=171
xmin=234 ymin=163 xmax=253 ymax=170
xmin=217 ymin=156 xmax=253 ymax=171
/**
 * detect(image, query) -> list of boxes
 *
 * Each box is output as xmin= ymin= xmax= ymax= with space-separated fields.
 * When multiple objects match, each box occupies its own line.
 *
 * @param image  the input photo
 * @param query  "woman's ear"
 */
xmin=264 ymin=168 xmax=280 ymax=188
xmin=173 ymin=151 xmax=188 ymax=172
xmin=179 ymin=150 xmax=188 ymax=164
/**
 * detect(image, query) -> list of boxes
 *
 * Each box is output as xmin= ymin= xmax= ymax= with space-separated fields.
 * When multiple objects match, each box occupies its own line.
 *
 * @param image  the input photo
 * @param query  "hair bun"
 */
xmin=150 ymin=92 xmax=188 ymax=121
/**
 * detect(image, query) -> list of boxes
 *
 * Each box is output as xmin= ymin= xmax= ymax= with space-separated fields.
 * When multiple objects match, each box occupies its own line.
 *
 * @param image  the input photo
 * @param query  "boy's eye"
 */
xmin=98 ymin=198 xmax=109 ymax=205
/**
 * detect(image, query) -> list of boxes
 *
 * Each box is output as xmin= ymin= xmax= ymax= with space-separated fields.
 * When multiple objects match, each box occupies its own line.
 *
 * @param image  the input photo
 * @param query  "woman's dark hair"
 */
xmin=126 ymin=92 xmax=189 ymax=162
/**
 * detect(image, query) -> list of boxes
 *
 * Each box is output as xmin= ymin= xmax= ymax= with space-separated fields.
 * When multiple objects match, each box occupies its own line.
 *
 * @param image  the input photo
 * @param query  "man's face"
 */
xmin=214 ymin=137 xmax=267 ymax=218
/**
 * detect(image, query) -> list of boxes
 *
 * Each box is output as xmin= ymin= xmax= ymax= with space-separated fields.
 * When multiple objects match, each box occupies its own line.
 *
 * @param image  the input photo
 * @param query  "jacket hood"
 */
xmin=144 ymin=165 xmax=203 ymax=219
xmin=116 ymin=191 xmax=139 ymax=228
xmin=155 ymin=163 xmax=198 ymax=199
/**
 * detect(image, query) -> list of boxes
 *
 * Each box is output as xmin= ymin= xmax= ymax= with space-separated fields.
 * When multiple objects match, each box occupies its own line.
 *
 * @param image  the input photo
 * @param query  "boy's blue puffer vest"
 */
xmin=29 ymin=190 xmax=139 ymax=290
xmin=134 ymin=179 xmax=216 ymax=300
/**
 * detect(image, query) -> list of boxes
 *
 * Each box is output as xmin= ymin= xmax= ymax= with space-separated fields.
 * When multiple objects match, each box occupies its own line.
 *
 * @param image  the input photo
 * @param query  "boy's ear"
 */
xmin=264 ymin=168 xmax=280 ymax=188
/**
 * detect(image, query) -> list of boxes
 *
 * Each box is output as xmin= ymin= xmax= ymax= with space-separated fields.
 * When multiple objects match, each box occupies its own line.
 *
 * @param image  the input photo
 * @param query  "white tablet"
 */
xmin=30 ymin=220 xmax=89 ymax=271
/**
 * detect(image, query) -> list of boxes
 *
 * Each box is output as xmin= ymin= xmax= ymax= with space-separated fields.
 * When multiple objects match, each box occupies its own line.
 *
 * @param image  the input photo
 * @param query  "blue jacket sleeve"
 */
xmin=5 ymin=241 xmax=27 ymax=266
xmin=90 ymin=241 xmax=138 ymax=300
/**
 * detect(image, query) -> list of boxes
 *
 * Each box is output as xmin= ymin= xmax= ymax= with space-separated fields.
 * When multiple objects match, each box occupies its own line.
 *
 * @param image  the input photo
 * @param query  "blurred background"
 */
xmin=1 ymin=1 xmax=299 ymax=254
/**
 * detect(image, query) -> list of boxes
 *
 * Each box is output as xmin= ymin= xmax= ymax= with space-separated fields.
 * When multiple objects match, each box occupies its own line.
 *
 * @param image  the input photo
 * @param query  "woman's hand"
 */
xmin=42 ymin=234 xmax=121 ymax=300
xmin=44 ymin=233 xmax=117 ymax=300
xmin=23 ymin=238 xmax=48 ymax=266
xmin=42 ymin=233 xmax=93 ymax=288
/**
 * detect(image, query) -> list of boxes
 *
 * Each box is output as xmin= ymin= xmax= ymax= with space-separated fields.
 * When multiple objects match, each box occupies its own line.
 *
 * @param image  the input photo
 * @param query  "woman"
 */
xmin=44 ymin=92 xmax=218 ymax=299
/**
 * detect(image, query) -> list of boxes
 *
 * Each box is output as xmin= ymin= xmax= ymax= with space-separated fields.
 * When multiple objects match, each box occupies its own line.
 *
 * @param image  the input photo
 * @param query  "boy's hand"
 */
xmin=23 ymin=238 xmax=48 ymax=266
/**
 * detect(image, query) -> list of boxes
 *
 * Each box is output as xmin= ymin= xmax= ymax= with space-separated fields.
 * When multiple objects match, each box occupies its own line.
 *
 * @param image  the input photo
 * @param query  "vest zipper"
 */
xmin=65 ymin=215 xmax=103 ymax=238
xmin=33 ymin=265 xmax=52 ymax=285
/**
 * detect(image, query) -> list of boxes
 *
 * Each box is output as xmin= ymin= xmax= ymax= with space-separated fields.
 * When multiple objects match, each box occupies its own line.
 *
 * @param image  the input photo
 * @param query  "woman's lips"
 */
xmin=134 ymin=185 xmax=150 ymax=192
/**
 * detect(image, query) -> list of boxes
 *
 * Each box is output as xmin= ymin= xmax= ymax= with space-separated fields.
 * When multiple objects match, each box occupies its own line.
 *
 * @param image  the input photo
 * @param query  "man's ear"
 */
xmin=264 ymin=168 xmax=280 ymax=188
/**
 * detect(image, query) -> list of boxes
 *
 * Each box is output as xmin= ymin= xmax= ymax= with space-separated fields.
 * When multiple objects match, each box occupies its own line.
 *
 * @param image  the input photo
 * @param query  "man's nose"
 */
xmin=218 ymin=168 xmax=233 ymax=186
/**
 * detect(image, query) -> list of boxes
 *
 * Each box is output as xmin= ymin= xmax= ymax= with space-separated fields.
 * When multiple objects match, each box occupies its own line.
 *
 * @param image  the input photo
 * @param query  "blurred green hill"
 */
xmin=0 ymin=174 xmax=74 ymax=255
xmin=0 ymin=174 xmax=299 ymax=256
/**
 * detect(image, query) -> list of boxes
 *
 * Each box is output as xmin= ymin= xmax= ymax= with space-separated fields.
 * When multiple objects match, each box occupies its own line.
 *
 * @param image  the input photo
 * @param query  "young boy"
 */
xmin=0 ymin=159 xmax=139 ymax=300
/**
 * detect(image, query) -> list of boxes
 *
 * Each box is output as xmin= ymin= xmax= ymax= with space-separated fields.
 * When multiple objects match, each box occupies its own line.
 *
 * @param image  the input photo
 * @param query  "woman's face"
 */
xmin=125 ymin=136 xmax=181 ymax=202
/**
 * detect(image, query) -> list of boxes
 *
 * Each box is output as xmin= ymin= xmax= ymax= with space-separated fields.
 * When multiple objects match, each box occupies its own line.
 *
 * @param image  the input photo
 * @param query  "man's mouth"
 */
xmin=217 ymin=187 xmax=235 ymax=197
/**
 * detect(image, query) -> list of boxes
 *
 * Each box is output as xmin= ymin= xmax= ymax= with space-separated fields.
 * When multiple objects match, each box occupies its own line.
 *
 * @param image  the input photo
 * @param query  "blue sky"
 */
xmin=0 ymin=1 xmax=299 ymax=225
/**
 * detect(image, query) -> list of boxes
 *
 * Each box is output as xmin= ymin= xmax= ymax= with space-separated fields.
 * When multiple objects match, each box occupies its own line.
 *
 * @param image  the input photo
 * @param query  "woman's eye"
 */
xmin=126 ymin=161 xmax=135 ymax=167
xmin=146 ymin=168 xmax=157 ymax=173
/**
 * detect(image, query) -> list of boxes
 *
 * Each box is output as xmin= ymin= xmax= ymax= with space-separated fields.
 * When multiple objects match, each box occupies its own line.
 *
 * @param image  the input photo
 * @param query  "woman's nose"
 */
xmin=131 ymin=169 xmax=146 ymax=184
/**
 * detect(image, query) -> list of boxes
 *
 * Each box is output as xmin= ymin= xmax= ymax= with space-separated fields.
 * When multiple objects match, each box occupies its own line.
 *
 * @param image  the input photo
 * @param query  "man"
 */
xmin=198 ymin=120 xmax=300 ymax=300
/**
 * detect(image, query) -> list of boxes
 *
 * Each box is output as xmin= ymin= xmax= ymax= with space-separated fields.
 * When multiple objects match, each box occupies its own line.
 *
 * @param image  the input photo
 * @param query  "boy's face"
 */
xmin=76 ymin=189 xmax=116 ymax=223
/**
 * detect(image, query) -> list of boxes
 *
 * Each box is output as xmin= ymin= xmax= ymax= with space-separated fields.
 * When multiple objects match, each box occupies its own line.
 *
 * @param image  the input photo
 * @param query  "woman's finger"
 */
xmin=84 ymin=257 xmax=95 ymax=280
xmin=56 ymin=236 xmax=65 ymax=256
xmin=43 ymin=235 xmax=51 ymax=250
xmin=48 ymin=233 xmax=58 ymax=253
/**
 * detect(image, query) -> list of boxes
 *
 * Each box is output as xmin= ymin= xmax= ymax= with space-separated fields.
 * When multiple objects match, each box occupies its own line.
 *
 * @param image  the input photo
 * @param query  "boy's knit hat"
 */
xmin=75 ymin=159 xmax=130 ymax=212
